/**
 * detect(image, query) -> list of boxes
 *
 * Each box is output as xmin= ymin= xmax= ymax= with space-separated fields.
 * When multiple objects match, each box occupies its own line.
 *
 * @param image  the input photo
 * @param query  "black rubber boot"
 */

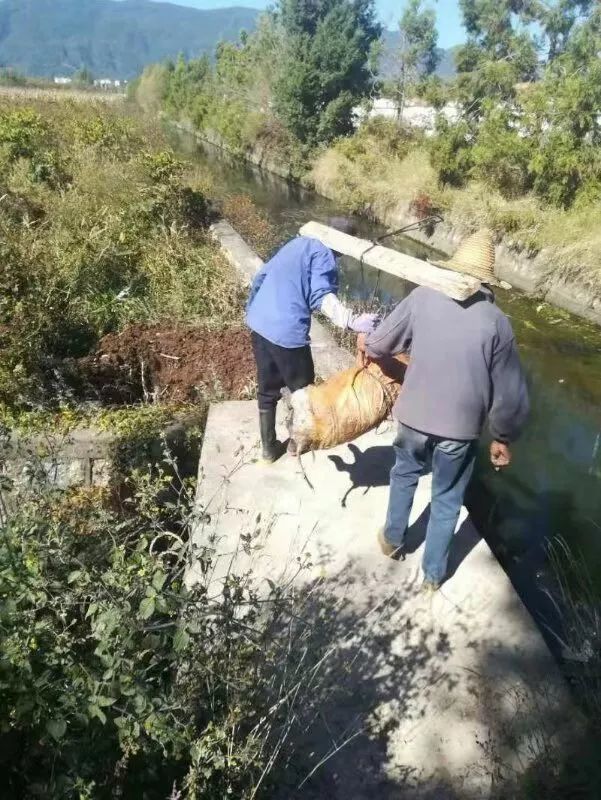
xmin=259 ymin=409 xmax=285 ymax=463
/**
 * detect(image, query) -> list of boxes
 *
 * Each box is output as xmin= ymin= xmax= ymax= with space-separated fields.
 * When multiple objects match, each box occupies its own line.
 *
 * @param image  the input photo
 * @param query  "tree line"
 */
xmin=135 ymin=0 xmax=601 ymax=210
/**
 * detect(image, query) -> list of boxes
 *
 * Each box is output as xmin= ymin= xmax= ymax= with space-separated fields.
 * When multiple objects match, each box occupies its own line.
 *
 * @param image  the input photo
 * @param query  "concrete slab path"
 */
xmin=188 ymin=400 xmax=577 ymax=799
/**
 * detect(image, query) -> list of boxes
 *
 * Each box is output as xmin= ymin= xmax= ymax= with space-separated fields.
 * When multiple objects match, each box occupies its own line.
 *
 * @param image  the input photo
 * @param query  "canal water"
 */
xmin=174 ymin=131 xmax=601 ymax=616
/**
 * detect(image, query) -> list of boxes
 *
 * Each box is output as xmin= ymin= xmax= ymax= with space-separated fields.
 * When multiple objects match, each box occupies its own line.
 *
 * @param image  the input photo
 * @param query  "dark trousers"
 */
xmin=251 ymin=331 xmax=315 ymax=411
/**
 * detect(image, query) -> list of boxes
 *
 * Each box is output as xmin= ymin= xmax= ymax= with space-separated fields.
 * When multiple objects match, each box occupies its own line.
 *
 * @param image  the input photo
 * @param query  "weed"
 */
xmin=0 ymin=97 xmax=245 ymax=408
xmin=221 ymin=194 xmax=280 ymax=259
xmin=0 ymin=435 xmax=361 ymax=797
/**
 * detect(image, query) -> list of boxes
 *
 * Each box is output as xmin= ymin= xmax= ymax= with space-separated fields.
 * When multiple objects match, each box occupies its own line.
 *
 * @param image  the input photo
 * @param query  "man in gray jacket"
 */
xmin=358 ymin=230 xmax=529 ymax=591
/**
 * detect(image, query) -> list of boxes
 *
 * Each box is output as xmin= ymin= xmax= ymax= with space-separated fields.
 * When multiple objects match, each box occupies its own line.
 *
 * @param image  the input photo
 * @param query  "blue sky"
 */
xmin=378 ymin=0 xmax=464 ymax=47
xmin=152 ymin=0 xmax=466 ymax=49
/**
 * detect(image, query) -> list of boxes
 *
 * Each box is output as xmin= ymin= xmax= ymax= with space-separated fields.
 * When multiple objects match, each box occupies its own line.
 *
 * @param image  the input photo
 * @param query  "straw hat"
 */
xmin=431 ymin=229 xmax=500 ymax=286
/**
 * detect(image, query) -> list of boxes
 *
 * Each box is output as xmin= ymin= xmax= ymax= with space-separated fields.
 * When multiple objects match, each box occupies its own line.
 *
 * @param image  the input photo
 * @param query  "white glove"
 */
xmin=320 ymin=294 xmax=379 ymax=332
xmin=349 ymin=313 xmax=379 ymax=333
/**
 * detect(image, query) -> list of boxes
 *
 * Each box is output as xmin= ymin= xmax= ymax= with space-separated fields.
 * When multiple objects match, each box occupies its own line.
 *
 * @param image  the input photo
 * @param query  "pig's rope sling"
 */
xmin=320 ymin=364 xmax=398 ymax=447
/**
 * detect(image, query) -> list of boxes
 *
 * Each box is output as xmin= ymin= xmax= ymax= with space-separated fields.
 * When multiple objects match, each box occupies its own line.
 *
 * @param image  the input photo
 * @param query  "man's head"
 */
xmin=327 ymin=216 xmax=357 ymax=259
xmin=430 ymin=229 xmax=500 ymax=287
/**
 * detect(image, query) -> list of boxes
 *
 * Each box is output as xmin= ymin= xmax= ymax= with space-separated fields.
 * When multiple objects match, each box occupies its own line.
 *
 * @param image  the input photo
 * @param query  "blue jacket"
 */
xmin=246 ymin=237 xmax=338 ymax=348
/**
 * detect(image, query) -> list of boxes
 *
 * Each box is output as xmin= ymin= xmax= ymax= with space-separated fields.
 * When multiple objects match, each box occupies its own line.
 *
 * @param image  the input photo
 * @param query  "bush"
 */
xmin=221 ymin=194 xmax=280 ymax=259
xmin=429 ymin=117 xmax=474 ymax=187
xmin=0 ymin=98 xmax=241 ymax=408
xmin=129 ymin=63 xmax=170 ymax=116
xmin=337 ymin=117 xmax=417 ymax=162
xmin=529 ymin=130 xmax=595 ymax=209
xmin=0 ymin=441 xmax=344 ymax=798
xmin=69 ymin=113 xmax=140 ymax=158
xmin=471 ymin=107 xmax=533 ymax=198
xmin=0 ymin=107 xmax=70 ymax=189
xmin=0 ymin=108 xmax=49 ymax=161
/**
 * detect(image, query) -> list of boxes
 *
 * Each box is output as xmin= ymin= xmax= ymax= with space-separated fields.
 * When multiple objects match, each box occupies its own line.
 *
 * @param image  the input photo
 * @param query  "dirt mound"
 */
xmin=77 ymin=324 xmax=256 ymax=404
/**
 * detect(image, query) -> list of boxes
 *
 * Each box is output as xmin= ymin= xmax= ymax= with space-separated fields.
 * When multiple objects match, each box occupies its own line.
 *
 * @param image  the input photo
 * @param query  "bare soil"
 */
xmin=77 ymin=323 xmax=256 ymax=404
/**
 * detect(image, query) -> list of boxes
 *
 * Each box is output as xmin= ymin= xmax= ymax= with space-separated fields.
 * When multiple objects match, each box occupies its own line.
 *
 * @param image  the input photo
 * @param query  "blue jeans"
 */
xmin=384 ymin=424 xmax=477 ymax=584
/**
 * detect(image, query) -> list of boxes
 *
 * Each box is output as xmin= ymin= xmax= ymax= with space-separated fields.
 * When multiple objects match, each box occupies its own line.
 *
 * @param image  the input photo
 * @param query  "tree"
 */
xmin=430 ymin=0 xmax=540 ymax=195
xmin=432 ymin=0 xmax=601 ymax=205
xmin=537 ymin=0 xmax=595 ymax=60
xmin=524 ymin=4 xmax=601 ymax=206
xmin=274 ymin=0 xmax=381 ymax=146
xmin=388 ymin=0 xmax=440 ymax=119
xmin=455 ymin=0 xmax=539 ymax=114
xmin=163 ymin=53 xmax=212 ymax=126
xmin=73 ymin=67 xmax=94 ymax=86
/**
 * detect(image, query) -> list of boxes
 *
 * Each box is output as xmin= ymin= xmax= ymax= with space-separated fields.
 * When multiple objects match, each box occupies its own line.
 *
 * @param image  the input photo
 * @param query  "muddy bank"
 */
xmin=76 ymin=323 xmax=256 ymax=404
xmin=171 ymin=120 xmax=601 ymax=327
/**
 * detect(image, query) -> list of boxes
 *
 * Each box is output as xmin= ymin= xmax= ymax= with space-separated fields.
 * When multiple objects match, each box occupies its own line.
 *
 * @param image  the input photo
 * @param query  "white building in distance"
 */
xmin=355 ymin=97 xmax=461 ymax=135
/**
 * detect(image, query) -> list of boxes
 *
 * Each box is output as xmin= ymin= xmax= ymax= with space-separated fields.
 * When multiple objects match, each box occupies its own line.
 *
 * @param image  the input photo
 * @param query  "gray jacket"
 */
xmin=365 ymin=286 xmax=529 ymax=442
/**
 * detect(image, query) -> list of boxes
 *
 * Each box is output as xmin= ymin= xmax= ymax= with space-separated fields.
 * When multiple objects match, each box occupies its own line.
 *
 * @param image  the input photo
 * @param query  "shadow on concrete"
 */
xmin=328 ymin=443 xmax=481 ymax=581
xmin=271 ymin=566 xmax=461 ymax=799
xmin=328 ymin=442 xmax=394 ymax=507
xmin=269 ymin=554 xmax=589 ymax=800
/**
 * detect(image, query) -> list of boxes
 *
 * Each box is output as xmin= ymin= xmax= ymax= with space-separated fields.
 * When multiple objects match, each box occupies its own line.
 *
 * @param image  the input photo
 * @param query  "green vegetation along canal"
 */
xmin=174 ymin=131 xmax=601 ymax=615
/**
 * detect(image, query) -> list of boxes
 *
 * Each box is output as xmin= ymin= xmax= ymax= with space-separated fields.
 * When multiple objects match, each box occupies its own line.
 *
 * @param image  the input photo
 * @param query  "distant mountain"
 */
xmin=145 ymin=0 xmax=268 ymax=8
xmin=0 ymin=0 xmax=260 ymax=79
xmin=380 ymin=31 xmax=458 ymax=80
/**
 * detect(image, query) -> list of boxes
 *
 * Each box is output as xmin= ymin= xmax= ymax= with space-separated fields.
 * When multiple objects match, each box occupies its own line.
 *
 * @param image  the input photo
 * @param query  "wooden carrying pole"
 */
xmin=299 ymin=221 xmax=481 ymax=301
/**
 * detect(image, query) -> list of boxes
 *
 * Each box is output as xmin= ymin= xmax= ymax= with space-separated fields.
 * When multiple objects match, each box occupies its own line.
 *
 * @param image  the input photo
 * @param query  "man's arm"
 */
xmin=361 ymin=292 xmax=415 ymax=360
xmin=308 ymin=244 xmax=339 ymax=311
xmin=246 ymin=266 xmax=267 ymax=311
xmin=319 ymin=294 xmax=378 ymax=332
xmin=489 ymin=337 xmax=530 ymax=447
xmin=309 ymin=242 xmax=378 ymax=331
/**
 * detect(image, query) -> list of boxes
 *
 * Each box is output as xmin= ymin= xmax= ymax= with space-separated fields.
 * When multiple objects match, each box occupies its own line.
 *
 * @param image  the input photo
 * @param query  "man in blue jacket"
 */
xmin=246 ymin=218 xmax=377 ymax=462
xmin=358 ymin=230 xmax=529 ymax=591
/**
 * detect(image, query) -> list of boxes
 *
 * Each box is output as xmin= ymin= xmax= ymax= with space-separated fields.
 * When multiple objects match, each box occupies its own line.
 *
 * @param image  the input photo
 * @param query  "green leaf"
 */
xmin=139 ymin=597 xmax=155 ymax=620
xmin=67 ymin=570 xmax=82 ymax=584
xmin=96 ymin=695 xmax=116 ymax=707
xmin=88 ymin=704 xmax=107 ymax=725
xmin=152 ymin=571 xmax=167 ymax=592
xmin=46 ymin=718 xmax=67 ymax=740
xmin=86 ymin=602 xmax=99 ymax=619
xmin=173 ymin=627 xmax=190 ymax=653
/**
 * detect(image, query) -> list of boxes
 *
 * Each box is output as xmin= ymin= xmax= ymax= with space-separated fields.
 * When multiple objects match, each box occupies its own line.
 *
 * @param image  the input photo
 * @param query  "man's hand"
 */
xmin=356 ymin=333 xmax=370 ymax=368
xmin=349 ymin=313 xmax=379 ymax=334
xmin=490 ymin=441 xmax=511 ymax=469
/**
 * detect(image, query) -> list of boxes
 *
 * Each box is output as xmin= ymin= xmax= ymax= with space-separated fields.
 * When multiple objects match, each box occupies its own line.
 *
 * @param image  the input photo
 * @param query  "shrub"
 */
xmin=70 ymin=114 xmax=140 ymax=157
xmin=529 ymin=130 xmax=594 ymax=209
xmin=0 ymin=98 xmax=240 ymax=407
xmin=0 ymin=108 xmax=49 ymax=161
xmin=429 ymin=117 xmax=474 ymax=187
xmin=129 ymin=64 xmax=170 ymax=116
xmin=221 ymin=194 xmax=280 ymax=258
xmin=411 ymin=191 xmax=439 ymax=220
xmin=471 ymin=107 xmax=534 ymax=198
xmin=0 ymin=443 xmax=345 ymax=798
